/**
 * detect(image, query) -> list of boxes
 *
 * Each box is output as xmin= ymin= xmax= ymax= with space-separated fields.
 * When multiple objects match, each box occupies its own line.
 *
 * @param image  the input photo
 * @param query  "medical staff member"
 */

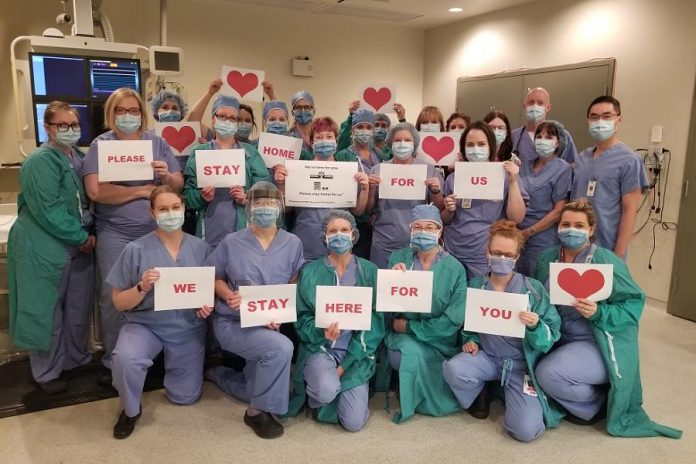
xmin=289 ymin=90 xmax=316 ymax=152
xmin=336 ymin=109 xmax=382 ymax=174
xmin=517 ymin=121 xmax=573 ymax=276
xmin=534 ymin=199 xmax=681 ymax=438
xmin=8 ymin=101 xmax=95 ymax=394
xmin=442 ymin=121 xmax=527 ymax=279
xmin=83 ymin=87 xmax=183 ymax=386
xmin=484 ymin=111 xmax=515 ymax=162
xmin=415 ymin=106 xmax=445 ymax=132
xmin=367 ymin=123 xmax=444 ymax=268
xmin=107 ymin=185 xmax=212 ymax=439
xmin=204 ymin=182 xmax=303 ymax=439
xmin=235 ymin=104 xmax=257 ymax=145
xmin=274 ymin=117 xmax=369 ymax=261
xmin=385 ymin=205 xmax=466 ymax=423
xmin=510 ymin=88 xmax=577 ymax=163
xmin=443 ymin=220 xmax=561 ymax=442
xmin=446 ymin=112 xmax=470 ymax=132
xmin=183 ymin=95 xmax=271 ymax=249
xmin=288 ymin=210 xmax=384 ymax=432
xmin=571 ymin=96 xmax=648 ymax=258
xmin=249 ymin=100 xmax=292 ymax=148
xmin=337 ymin=101 xmax=398 ymax=160
xmin=151 ymin=90 xmax=186 ymax=124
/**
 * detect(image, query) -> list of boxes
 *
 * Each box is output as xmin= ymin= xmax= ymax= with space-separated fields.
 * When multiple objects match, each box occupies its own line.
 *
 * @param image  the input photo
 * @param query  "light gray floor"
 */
xmin=0 ymin=300 xmax=692 ymax=464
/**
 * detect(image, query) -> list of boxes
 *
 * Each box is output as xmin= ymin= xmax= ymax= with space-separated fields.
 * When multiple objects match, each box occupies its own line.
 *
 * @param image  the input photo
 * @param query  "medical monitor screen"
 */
xmin=31 ymin=54 xmax=88 ymax=99
xmin=89 ymin=57 xmax=141 ymax=99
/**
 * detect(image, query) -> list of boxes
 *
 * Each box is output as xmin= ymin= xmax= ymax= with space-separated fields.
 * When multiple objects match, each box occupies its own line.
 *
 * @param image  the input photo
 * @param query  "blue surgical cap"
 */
xmin=212 ymin=95 xmax=240 ymax=116
xmin=320 ymin=209 xmax=360 ymax=243
xmin=544 ymin=120 xmax=569 ymax=155
xmin=151 ymin=91 xmax=186 ymax=121
xmin=386 ymin=122 xmax=421 ymax=153
xmin=263 ymin=100 xmax=289 ymax=121
xmin=291 ymin=90 xmax=314 ymax=109
xmin=352 ymin=108 xmax=375 ymax=128
xmin=375 ymin=113 xmax=392 ymax=125
xmin=410 ymin=204 xmax=442 ymax=227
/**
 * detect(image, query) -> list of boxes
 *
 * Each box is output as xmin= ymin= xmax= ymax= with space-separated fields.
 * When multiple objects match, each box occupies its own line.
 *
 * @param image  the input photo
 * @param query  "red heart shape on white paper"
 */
xmin=162 ymin=126 xmax=196 ymax=154
xmin=421 ymin=135 xmax=455 ymax=163
xmin=557 ymin=268 xmax=605 ymax=299
xmin=363 ymin=87 xmax=392 ymax=111
xmin=226 ymin=71 xmax=259 ymax=98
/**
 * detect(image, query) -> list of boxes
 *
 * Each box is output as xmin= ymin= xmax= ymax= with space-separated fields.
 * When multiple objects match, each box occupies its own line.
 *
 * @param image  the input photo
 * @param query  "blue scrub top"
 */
xmin=289 ymin=126 xmax=312 ymax=153
xmin=511 ymin=126 xmax=577 ymax=164
xmin=105 ymin=231 xmax=212 ymax=344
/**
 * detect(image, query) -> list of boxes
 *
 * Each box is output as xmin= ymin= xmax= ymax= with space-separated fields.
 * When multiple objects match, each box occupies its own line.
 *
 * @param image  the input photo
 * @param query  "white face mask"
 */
xmin=420 ymin=123 xmax=440 ymax=133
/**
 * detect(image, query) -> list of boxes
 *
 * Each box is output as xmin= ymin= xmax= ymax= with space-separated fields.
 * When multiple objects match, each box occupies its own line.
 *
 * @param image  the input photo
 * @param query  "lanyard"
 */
xmin=560 ymin=243 xmax=596 ymax=263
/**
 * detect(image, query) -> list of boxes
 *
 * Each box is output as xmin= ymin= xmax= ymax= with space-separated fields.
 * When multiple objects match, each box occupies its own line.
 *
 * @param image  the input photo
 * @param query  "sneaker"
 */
xmin=38 ymin=378 xmax=68 ymax=395
xmin=97 ymin=367 xmax=113 ymax=387
xmin=113 ymin=407 xmax=141 ymax=439
xmin=468 ymin=386 xmax=491 ymax=420
xmin=244 ymin=411 xmax=284 ymax=439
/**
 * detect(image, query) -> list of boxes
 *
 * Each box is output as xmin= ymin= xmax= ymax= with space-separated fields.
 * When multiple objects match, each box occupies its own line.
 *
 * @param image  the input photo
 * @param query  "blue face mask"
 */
xmin=236 ymin=122 xmax=253 ymax=139
xmin=313 ymin=140 xmax=337 ymax=158
xmin=465 ymin=147 xmax=489 ymax=162
xmin=326 ymin=232 xmax=353 ymax=255
xmin=267 ymin=121 xmax=288 ymax=134
xmin=558 ymin=228 xmax=589 ymax=249
xmin=392 ymin=141 xmax=414 ymax=160
xmin=410 ymin=231 xmax=439 ymax=252
xmin=56 ymin=128 xmax=81 ymax=147
xmin=156 ymin=211 xmax=185 ymax=232
xmin=158 ymin=110 xmax=181 ymax=122
xmin=250 ymin=206 xmax=279 ymax=228
xmin=488 ymin=256 xmax=517 ymax=276
xmin=493 ymin=128 xmax=507 ymax=146
xmin=525 ymin=105 xmax=546 ymax=123
xmin=354 ymin=129 xmax=373 ymax=145
xmin=294 ymin=109 xmax=313 ymax=125
xmin=214 ymin=119 xmax=238 ymax=138
xmin=373 ymin=127 xmax=388 ymax=142
xmin=115 ymin=114 xmax=141 ymax=134
xmin=534 ymin=139 xmax=557 ymax=158
xmin=589 ymin=120 xmax=615 ymax=142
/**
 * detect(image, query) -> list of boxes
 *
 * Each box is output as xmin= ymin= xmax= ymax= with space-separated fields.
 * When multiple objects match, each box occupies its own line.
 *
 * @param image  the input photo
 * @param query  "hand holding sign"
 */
xmin=376 ymin=269 xmax=433 ymax=313
xmin=154 ymin=267 xmax=215 ymax=311
xmin=378 ymin=164 xmax=428 ymax=200
xmin=359 ymin=84 xmax=395 ymax=113
xmin=464 ymin=288 xmax=528 ymax=338
xmin=453 ymin=162 xmax=505 ymax=200
xmin=156 ymin=122 xmax=201 ymax=157
xmin=195 ymin=149 xmax=246 ymax=188
xmin=221 ymin=66 xmax=265 ymax=102
xmin=258 ymin=133 xmax=303 ymax=168
xmin=98 ymin=140 xmax=154 ymax=182
xmin=416 ymin=133 xmax=459 ymax=166
xmin=549 ymin=263 xmax=613 ymax=306
xmin=315 ymin=286 xmax=373 ymax=331
xmin=239 ymin=284 xmax=297 ymax=328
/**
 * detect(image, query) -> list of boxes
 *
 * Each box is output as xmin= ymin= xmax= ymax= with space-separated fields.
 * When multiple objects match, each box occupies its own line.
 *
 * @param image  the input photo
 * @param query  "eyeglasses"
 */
xmin=251 ymin=199 xmax=278 ymax=207
xmin=215 ymin=114 xmax=238 ymax=122
xmin=588 ymin=113 xmax=618 ymax=122
xmin=294 ymin=105 xmax=313 ymax=112
xmin=412 ymin=224 xmax=440 ymax=233
xmin=488 ymin=250 xmax=517 ymax=259
xmin=48 ymin=122 xmax=80 ymax=132
xmin=115 ymin=106 xmax=142 ymax=116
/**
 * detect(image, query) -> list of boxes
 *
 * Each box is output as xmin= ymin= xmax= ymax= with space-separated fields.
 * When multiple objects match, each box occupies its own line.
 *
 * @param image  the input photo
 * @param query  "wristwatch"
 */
xmin=136 ymin=282 xmax=147 ymax=294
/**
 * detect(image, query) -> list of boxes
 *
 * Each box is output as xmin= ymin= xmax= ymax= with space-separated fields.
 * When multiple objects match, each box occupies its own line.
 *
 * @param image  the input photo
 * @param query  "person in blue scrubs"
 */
xmin=517 ymin=121 xmax=573 ymax=276
xmin=107 ymin=185 xmax=212 ymax=439
xmin=570 ymin=96 xmax=648 ymax=258
xmin=510 ymin=87 xmax=577 ymax=163
xmin=443 ymin=220 xmax=561 ymax=442
xmin=183 ymin=95 xmax=271 ymax=249
xmin=289 ymin=90 xmax=316 ymax=152
xmin=337 ymin=101 xmax=400 ymax=159
xmin=442 ymin=121 xmax=528 ymax=279
xmin=204 ymin=181 xmax=303 ymax=439
xmin=247 ymin=100 xmax=292 ymax=150
xmin=484 ymin=111 xmax=517 ymax=163
xmin=367 ymin=122 xmax=445 ymax=268
xmin=83 ymin=88 xmax=183 ymax=386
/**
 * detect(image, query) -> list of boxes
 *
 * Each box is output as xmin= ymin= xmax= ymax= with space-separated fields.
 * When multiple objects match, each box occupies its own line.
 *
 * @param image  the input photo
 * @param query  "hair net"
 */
xmin=385 ymin=122 xmax=421 ymax=154
xmin=320 ymin=209 xmax=359 ymax=243
xmin=151 ymin=90 xmax=186 ymax=121
xmin=375 ymin=113 xmax=392 ymax=125
xmin=291 ymin=90 xmax=314 ymax=109
xmin=544 ymin=119 xmax=569 ymax=155
xmin=352 ymin=108 xmax=375 ymax=128
xmin=410 ymin=204 xmax=443 ymax=228
xmin=212 ymin=95 xmax=240 ymax=116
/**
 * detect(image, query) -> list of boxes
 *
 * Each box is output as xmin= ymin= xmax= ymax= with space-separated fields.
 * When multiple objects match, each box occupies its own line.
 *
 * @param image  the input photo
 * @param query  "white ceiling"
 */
xmin=214 ymin=0 xmax=541 ymax=29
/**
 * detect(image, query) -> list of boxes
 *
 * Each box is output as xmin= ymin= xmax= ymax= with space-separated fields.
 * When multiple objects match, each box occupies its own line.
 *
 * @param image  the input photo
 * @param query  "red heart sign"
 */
xmin=421 ymin=135 xmax=455 ymax=163
xmin=226 ymin=71 xmax=259 ymax=98
xmin=557 ymin=268 xmax=605 ymax=299
xmin=363 ymin=87 xmax=392 ymax=111
xmin=162 ymin=126 xmax=197 ymax=154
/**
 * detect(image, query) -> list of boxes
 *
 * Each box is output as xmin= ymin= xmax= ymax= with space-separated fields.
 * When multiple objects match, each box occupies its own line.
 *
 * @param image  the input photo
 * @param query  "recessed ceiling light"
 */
xmin=449 ymin=7 xmax=463 ymax=13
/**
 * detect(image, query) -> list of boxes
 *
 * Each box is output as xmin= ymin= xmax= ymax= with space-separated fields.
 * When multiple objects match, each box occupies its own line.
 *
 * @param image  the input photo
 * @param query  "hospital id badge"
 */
xmin=586 ymin=180 xmax=597 ymax=197
xmin=461 ymin=198 xmax=472 ymax=209
xmin=522 ymin=374 xmax=538 ymax=397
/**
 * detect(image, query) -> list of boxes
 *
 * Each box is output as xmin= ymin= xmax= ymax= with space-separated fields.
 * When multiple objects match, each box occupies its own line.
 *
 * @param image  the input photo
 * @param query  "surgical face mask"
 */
xmin=326 ymin=232 xmax=353 ymax=255
xmin=214 ymin=119 xmax=238 ymax=138
xmin=156 ymin=211 xmax=185 ymax=232
xmin=56 ymin=128 xmax=81 ymax=147
xmin=250 ymin=206 xmax=279 ymax=228
xmin=294 ymin=109 xmax=313 ymax=125
xmin=392 ymin=141 xmax=415 ymax=160
xmin=588 ymin=119 xmax=615 ymax=142
xmin=313 ymin=140 xmax=337 ymax=158
xmin=158 ymin=110 xmax=181 ymax=122
xmin=488 ymin=255 xmax=517 ymax=276
xmin=465 ymin=146 xmax=490 ymax=162
xmin=420 ymin=123 xmax=440 ymax=133
xmin=267 ymin=121 xmax=288 ymax=134
xmin=558 ymin=228 xmax=589 ymax=249
xmin=525 ymin=105 xmax=546 ymax=123
xmin=534 ymin=139 xmax=557 ymax=158
xmin=354 ymin=129 xmax=373 ymax=145
xmin=410 ymin=231 xmax=439 ymax=252
xmin=115 ymin=114 xmax=141 ymax=134
xmin=373 ymin=127 xmax=388 ymax=142
xmin=236 ymin=122 xmax=253 ymax=139
xmin=493 ymin=128 xmax=507 ymax=146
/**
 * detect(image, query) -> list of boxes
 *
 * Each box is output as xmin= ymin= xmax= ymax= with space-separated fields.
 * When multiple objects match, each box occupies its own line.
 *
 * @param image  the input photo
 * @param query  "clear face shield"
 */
xmin=246 ymin=182 xmax=285 ymax=229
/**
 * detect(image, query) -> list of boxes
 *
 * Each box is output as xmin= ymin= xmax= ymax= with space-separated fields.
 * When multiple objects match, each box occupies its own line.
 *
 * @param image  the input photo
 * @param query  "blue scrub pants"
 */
xmin=443 ymin=351 xmax=545 ymax=442
xmin=111 ymin=323 xmax=205 ymax=417
xmin=30 ymin=248 xmax=93 ymax=383
xmin=209 ymin=315 xmax=293 ymax=415
xmin=535 ymin=340 xmax=608 ymax=420
xmin=303 ymin=352 xmax=370 ymax=432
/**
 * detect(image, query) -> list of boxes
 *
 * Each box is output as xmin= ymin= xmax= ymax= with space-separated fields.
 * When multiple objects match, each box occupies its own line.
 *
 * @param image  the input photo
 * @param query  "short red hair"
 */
xmin=310 ymin=117 xmax=338 ymax=142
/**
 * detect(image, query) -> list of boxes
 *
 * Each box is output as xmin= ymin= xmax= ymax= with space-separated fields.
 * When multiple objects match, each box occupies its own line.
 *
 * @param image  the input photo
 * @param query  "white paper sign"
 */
xmin=98 ymin=140 xmax=153 ymax=182
xmin=315 ymin=286 xmax=373 ymax=331
xmin=195 ymin=149 xmax=246 ymax=188
xmin=416 ymin=132 xmax=459 ymax=166
xmin=239 ymin=284 xmax=297 ymax=328
xmin=156 ymin=122 xmax=201 ymax=157
xmin=257 ymin=133 xmax=303 ymax=168
xmin=376 ymin=269 xmax=433 ymax=313
xmin=358 ymin=84 xmax=396 ymax=113
xmin=378 ymin=163 xmax=428 ymax=200
xmin=284 ymin=160 xmax=358 ymax=208
xmin=549 ymin=263 xmax=614 ymax=306
xmin=453 ymin=162 xmax=505 ymax=200
xmin=221 ymin=66 xmax=265 ymax=102
xmin=464 ymin=288 xmax=528 ymax=338
xmin=154 ymin=267 xmax=215 ymax=311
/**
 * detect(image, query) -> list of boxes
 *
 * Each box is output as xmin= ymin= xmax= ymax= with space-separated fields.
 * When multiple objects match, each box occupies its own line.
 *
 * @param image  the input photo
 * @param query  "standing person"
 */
xmin=484 ymin=111 xmax=515 ymax=162
xmin=289 ymin=90 xmax=316 ymax=152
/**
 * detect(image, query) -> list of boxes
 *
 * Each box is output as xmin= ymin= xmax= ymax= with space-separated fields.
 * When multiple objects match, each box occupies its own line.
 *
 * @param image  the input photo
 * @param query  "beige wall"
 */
xmin=423 ymin=0 xmax=696 ymax=301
